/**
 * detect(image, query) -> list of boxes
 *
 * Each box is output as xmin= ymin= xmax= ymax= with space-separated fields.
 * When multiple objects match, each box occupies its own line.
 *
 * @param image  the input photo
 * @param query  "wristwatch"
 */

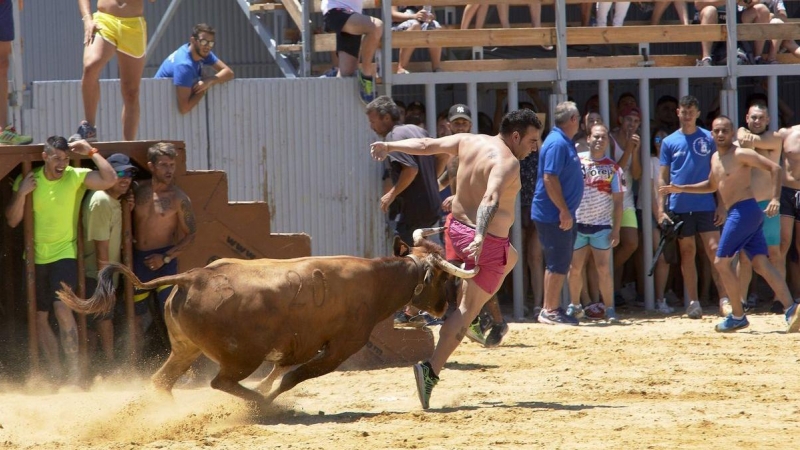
xmin=163 ymin=255 xmax=173 ymax=264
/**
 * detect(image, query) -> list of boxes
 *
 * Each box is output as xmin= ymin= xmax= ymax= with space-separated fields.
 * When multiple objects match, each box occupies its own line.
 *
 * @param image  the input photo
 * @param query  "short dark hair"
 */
xmin=499 ymin=109 xmax=542 ymax=138
xmin=366 ymin=96 xmax=401 ymax=123
xmin=678 ymin=95 xmax=700 ymax=110
xmin=148 ymin=142 xmax=177 ymax=164
xmin=193 ymin=23 xmax=216 ymax=37
xmin=44 ymin=136 xmax=68 ymax=155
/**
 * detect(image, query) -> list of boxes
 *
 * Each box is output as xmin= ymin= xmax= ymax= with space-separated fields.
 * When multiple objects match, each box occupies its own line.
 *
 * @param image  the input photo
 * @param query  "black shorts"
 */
xmin=324 ymin=9 xmax=362 ymax=58
xmin=0 ymin=0 xmax=13 ymax=42
xmin=670 ymin=210 xmax=718 ymax=238
xmin=780 ymin=186 xmax=800 ymax=221
xmin=35 ymin=259 xmax=78 ymax=312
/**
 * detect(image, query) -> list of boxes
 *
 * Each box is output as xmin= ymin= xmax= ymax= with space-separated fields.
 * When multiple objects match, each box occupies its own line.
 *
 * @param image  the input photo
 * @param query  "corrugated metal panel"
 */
xmin=206 ymin=78 xmax=387 ymax=257
xmin=23 ymin=78 xmax=388 ymax=257
xmin=22 ymin=79 xmax=209 ymax=170
xmin=19 ymin=0 xmax=285 ymax=82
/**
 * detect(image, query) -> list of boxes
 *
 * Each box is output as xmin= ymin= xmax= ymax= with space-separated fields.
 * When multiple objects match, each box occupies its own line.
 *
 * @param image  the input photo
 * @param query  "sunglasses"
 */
xmin=116 ymin=168 xmax=138 ymax=178
xmin=654 ymin=137 xmax=663 ymax=145
xmin=195 ymin=38 xmax=215 ymax=48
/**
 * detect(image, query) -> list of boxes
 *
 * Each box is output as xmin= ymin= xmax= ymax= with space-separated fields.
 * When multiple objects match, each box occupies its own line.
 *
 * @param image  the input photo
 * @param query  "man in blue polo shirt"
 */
xmin=155 ymin=23 xmax=234 ymax=115
xmin=657 ymin=95 xmax=728 ymax=319
xmin=532 ymin=101 xmax=584 ymax=326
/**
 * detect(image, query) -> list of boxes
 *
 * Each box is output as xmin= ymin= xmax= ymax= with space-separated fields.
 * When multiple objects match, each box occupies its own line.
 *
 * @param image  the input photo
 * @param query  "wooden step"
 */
xmin=277 ymin=44 xmax=303 ymax=53
xmin=250 ymin=2 xmax=285 ymax=11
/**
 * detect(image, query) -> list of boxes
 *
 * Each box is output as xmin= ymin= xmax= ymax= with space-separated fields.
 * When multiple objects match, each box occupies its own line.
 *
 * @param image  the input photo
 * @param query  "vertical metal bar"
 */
xmin=301 ymin=0 xmax=312 ymax=77
xmin=381 ymin=0 xmax=393 ymax=97
xmin=768 ymin=75 xmax=779 ymax=131
xmin=553 ymin=0 xmax=568 ymax=98
xmin=599 ymin=79 xmax=610 ymax=129
xmin=640 ymin=78 xmax=654 ymax=311
xmin=724 ymin=0 xmax=738 ymax=128
xmin=679 ymin=78 xmax=689 ymax=99
xmin=425 ymin=83 xmax=436 ymax=135
xmin=144 ymin=0 xmax=185 ymax=64
xmin=467 ymin=82 xmax=478 ymax=134
xmin=507 ymin=82 xmax=525 ymax=320
xmin=23 ymin=160 xmax=38 ymax=376
xmin=10 ymin=0 xmax=24 ymax=128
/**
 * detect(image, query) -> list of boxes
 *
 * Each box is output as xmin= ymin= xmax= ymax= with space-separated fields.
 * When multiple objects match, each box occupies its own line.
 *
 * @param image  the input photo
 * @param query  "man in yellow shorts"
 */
xmin=72 ymin=0 xmax=154 ymax=143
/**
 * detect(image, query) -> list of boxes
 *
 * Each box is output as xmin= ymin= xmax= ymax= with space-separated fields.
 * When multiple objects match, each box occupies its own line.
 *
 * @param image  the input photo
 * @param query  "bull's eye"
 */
xmin=424 ymin=269 xmax=433 ymax=284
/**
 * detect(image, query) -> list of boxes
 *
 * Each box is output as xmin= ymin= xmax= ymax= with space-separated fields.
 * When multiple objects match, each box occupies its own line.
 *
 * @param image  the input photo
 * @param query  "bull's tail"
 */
xmin=56 ymin=262 xmax=192 ymax=315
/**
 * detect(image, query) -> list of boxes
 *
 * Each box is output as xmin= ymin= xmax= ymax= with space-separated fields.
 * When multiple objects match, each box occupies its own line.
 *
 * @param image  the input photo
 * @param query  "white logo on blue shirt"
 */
xmin=692 ymin=137 xmax=712 ymax=157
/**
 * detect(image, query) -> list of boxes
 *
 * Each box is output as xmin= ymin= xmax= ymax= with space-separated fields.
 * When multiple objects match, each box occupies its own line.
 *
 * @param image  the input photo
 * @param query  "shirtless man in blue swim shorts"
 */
xmin=661 ymin=116 xmax=800 ymax=333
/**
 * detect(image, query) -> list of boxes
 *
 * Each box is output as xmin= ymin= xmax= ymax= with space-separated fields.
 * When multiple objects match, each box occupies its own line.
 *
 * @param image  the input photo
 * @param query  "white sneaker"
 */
xmin=687 ymin=300 xmax=703 ymax=319
xmin=656 ymin=299 xmax=674 ymax=314
xmin=719 ymin=297 xmax=732 ymax=317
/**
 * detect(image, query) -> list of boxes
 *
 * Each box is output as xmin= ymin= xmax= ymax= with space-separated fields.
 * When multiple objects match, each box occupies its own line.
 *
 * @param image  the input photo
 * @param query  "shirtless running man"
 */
xmin=661 ymin=116 xmax=800 ymax=333
xmin=132 ymin=142 xmax=196 ymax=350
xmin=735 ymin=104 xmax=783 ymax=312
xmin=370 ymin=109 xmax=542 ymax=409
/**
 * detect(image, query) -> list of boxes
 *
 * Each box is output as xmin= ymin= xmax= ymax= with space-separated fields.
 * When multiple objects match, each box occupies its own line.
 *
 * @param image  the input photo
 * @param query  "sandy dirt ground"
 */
xmin=1 ymin=310 xmax=799 ymax=449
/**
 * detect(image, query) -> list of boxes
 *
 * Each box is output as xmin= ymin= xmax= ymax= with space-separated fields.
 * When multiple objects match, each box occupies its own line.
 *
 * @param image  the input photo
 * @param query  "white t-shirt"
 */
xmin=322 ymin=0 xmax=363 ymax=14
xmin=637 ymin=156 xmax=659 ymax=211
xmin=611 ymin=136 xmax=635 ymax=211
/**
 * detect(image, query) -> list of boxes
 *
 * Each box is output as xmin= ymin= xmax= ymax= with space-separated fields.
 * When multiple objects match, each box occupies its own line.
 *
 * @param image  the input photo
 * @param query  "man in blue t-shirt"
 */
xmin=155 ymin=23 xmax=234 ymax=114
xmin=657 ymin=95 xmax=728 ymax=320
xmin=532 ymin=101 xmax=584 ymax=326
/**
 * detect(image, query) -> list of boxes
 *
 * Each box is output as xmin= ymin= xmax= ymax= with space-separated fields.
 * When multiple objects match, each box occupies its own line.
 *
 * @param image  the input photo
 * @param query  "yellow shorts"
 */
xmin=94 ymin=11 xmax=147 ymax=58
xmin=621 ymin=207 xmax=638 ymax=229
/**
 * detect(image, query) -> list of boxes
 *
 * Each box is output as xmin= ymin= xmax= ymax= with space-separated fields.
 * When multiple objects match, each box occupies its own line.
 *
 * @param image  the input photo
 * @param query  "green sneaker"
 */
xmin=357 ymin=70 xmax=376 ymax=105
xmin=0 ymin=125 xmax=33 ymax=145
xmin=465 ymin=316 xmax=487 ymax=345
xmin=413 ymin=362 xmax=439 ymax=409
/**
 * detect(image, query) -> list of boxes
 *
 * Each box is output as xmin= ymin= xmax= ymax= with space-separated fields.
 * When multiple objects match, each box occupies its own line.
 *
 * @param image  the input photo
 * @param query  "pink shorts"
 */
xmin=443 ymin=214 xmax=459 ymax=262
xmin=447 ymin=218 xmax=510 ymax=294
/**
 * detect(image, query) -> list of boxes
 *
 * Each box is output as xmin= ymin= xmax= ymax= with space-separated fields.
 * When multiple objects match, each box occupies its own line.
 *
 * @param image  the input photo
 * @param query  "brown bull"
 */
xmin=57 ymin=228 xmax=475 ymax=408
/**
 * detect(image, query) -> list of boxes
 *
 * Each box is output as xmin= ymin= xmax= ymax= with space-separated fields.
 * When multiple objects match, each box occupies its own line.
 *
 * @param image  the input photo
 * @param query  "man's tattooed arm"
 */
xmin=475 ymin=202 xmax=499 ymax=237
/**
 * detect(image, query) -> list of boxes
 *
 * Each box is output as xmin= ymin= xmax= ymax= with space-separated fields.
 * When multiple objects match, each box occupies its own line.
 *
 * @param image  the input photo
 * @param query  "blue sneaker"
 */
xmin=68 ymin=120 xmax=97 ymax=143
xmin=715 ymin=314 xmax=750 ymax=333
xmin=538 ymin=307 xmax=579 ymax=326
xmin=565 ymin=303 xmax=585 ymax=319
xmin=605 ymin=306 xmax=619 ymax=323
xmin=413 ymin=362 xmax=439 ymax=410
xmin=357 ymin=70 xmax=376 ymax=105
xmin=785 ymin=303 xmax=800 ymax=333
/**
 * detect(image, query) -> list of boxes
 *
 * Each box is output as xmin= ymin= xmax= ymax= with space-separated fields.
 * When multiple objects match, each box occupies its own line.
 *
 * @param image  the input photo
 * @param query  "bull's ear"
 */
xmin=393 ymin=236 xmax=410 ymax=256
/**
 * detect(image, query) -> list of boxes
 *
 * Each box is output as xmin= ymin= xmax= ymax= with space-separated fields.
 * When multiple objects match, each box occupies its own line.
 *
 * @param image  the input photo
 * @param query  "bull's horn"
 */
xmin=413 ymin=227 xmax=445 ymax=245
xmin=430 ymin=254 xmax=479 ymax=279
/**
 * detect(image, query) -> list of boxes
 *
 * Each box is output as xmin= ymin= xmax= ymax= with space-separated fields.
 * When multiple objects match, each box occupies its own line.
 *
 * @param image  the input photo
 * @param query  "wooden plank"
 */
xmin=280 ymin=0 xmax=304 ymax=29
xmin=249 ymin=3 xmax=285 ymax=11
xmin=313 ymin=23 xmax=798 ymax=53
xmin=738 ymin=22 xmax=800 ymax=41
xmin=390 ymin=55 xmax=699 ymax=73
xmin=392 ymin=28 xmax=555 ymax=48
xmin=277 ymin=44 xmax=303 ymax=53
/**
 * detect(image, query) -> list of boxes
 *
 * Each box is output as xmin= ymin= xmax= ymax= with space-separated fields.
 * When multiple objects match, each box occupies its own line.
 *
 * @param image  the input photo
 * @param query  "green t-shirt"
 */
xmin=82 ymin=190 xmax=122 ymax=285
xmin=13 ymin=166 xmax=91 ymax=264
